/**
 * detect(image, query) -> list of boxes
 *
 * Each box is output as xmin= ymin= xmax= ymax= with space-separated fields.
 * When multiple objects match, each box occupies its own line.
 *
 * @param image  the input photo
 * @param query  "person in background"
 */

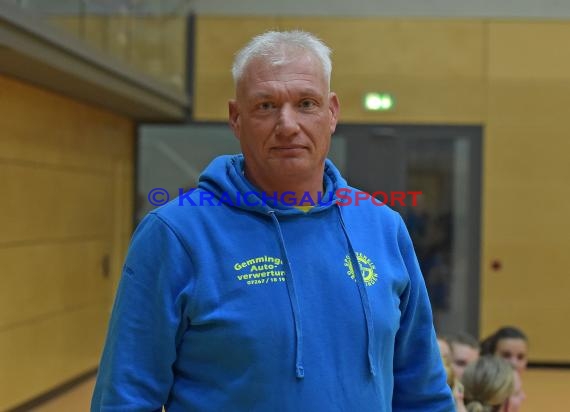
xmin=439 ymin=340 xmax=467 ymax=412
xmin=506 ymin=370 xmax=526 ymax=412
xmin=437 ymin=334 xmax=452 ymax=360
xmin=461 ymin=355 xmax=515 ymax=412
xmin=450 ymin=332 xmax=480 ymax=380
xmin=481 ymin=326 xmax=529 ymax=374
xmin=481 ymin=326 xmax=529 ymax=412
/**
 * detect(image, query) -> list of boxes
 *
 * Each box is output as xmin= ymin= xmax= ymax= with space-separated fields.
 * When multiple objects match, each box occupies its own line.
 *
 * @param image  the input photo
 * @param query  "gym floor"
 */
xmin=25 ymin=368 xmax=570 ymax=412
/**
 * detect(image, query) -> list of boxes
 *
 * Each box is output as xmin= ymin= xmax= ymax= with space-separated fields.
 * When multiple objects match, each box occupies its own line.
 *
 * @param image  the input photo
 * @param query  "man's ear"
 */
xmin=328 ymin=92 xmax=340 ymax=135
xmin=228 ymin=99 xmax=241 ymax=140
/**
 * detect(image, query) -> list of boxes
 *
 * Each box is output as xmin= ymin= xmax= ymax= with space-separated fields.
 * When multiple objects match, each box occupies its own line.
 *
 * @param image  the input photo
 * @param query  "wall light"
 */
xmin=363 ymin=92 xmax=395 ymax=111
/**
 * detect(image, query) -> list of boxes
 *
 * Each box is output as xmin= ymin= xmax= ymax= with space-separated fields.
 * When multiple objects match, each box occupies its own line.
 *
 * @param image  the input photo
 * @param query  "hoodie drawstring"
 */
xmin=268 ymin=210 xmax=305 ymax=379
xmin=336 ymin=205 xmax=377 ymax=377
xmin=268 ymin=207 xmax=376 ymax=379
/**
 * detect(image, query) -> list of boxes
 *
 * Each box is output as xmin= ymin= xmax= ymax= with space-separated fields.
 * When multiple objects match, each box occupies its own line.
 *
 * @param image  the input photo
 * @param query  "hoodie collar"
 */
xmin=198 ymin=154 xmax=346 ymax=215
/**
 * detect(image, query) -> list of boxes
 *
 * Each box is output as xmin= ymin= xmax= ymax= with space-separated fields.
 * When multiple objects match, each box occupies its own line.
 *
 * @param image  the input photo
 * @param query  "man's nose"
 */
xmin=276 ymin=104 xmax=300 ymax=137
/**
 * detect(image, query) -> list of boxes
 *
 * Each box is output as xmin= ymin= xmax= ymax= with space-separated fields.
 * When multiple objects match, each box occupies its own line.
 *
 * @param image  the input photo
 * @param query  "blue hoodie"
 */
xmin=92 ymin=155 xmax=454 ymax=412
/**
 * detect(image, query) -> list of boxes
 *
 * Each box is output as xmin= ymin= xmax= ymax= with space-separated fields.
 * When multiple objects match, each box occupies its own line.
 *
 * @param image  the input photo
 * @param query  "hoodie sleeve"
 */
xmin=392 ymin=215 xmax=454 ymax=412
xmin=91 ymin=213 xmax=194 ymax=412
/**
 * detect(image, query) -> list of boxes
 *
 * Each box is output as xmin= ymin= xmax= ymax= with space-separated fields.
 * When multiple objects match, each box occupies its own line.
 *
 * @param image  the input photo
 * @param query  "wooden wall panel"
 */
xmin=278 ymin=19 xmax=486 ymax=77
xmin=0 ymin=74 xmax=134 ymax=410
xmin=480 ymin=21 xmax=570 ymax=361
xmin=481 ymin=125 xmax=570 ymax=361
xmin=488 ymin=22 xmax=570 ymax=80
xmin=0 ymin=75 xmax=132 ymax=172
xmin=0 ymin=305 xmax=109 ymax=408
xmin=0 ymin=164 xmax=113 ymax=243
xmin=0 ymin=240 xmax=113 ymax=330
xmin=486 ymin=79 xmax=570 ymax=126
xmin=192 ymin=73 xmax=235 ymax=121
xmin=331 ymin=74 xmax=485 ymax=124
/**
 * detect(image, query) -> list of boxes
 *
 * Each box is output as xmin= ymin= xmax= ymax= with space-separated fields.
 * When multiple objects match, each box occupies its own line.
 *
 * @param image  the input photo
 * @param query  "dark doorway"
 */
xmin=336 ymin=124 xmax=482 ymax=337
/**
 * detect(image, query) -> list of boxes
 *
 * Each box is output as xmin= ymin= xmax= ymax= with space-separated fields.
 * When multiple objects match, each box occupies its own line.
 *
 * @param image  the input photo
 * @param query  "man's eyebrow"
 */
xmin=249 ymin=92 xmax=274 ymax=100
xmin=249 ymin=88 xmax=324 ymax=99
xmin=297 ymin=87 xmax=324 ymax=96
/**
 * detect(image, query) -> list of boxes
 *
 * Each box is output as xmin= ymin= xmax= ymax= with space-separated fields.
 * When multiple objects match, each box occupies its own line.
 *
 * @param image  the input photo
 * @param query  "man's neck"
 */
xmin=244 ymin=169 xmax=324 ymax=206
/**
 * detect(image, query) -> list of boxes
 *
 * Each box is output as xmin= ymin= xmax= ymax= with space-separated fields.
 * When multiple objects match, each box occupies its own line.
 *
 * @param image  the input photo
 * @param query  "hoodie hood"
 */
xmin=198 ymin=154 xmax=347 ymax=215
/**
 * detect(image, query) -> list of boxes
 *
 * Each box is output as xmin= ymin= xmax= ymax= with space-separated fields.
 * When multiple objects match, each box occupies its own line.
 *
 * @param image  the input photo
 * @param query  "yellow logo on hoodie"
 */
xmin=234 ymin=255 xmax=286 ymax=286
xmin=344 ymin=252 xmax=378 ymax=287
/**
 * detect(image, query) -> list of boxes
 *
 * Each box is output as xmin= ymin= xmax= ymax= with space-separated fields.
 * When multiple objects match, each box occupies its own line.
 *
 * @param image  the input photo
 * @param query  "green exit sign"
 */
xmin=363 ymin=92 xmax=395 ymax=111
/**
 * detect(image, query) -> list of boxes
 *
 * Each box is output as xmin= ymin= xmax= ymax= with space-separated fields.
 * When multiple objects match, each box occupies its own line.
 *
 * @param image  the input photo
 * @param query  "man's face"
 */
xmin=450 ymin=343 xmax=479 ymax=380
xmin=229 ymin=52 xmax=340 ymax=188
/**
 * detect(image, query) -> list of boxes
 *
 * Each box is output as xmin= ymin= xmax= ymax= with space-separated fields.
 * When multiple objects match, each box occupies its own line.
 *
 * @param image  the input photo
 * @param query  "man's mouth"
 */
xmin=271 ymin=145 xmax=307 ymax=151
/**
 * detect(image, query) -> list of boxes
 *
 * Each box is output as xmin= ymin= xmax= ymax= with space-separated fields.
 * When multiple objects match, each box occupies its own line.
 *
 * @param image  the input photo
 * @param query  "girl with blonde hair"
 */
xmin=461 ymin=355 xmax=515 ymax=412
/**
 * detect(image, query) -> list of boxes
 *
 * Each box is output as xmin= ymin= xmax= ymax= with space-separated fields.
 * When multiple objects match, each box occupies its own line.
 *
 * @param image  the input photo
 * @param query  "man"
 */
xmin=449 ymin=332 xmax=480 ymax=380
xmin=92 ymin=30 xmax=454 ymax=411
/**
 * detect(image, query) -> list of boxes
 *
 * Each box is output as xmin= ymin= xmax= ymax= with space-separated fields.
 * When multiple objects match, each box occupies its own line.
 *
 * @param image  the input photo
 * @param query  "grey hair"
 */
xmin=231 ymin=30 xmax=332 ymax=88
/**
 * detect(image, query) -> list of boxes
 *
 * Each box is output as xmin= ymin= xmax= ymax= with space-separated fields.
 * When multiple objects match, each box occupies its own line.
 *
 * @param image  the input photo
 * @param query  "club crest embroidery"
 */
xmin=344 ymin=252 xmax=378 ymax=286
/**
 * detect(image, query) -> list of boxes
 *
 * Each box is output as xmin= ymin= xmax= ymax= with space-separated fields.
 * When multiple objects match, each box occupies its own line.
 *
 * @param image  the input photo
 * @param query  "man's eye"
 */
xmin=299 ymin=99 xmax=317 ymax=109
xmin=258 ymin=102 xmax=275 ymax=110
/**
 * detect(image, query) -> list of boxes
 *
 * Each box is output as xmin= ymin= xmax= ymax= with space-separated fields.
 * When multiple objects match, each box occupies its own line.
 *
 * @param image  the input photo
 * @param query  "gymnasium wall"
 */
xmin=0 ymin=74 xmax=134 ymax=410
xmin=193 ymin=16 xmax=570 ymax=363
